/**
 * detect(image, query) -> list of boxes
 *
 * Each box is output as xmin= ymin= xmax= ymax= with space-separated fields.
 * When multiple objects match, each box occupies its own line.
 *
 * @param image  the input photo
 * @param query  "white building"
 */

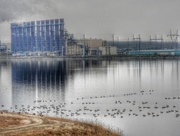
xmin=99 ymin=46 xmax=117 ymax=56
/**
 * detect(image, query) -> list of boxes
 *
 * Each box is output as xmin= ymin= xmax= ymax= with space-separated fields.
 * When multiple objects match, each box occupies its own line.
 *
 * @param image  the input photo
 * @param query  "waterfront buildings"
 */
xmin=66 ymin=38 xmax=118 ymax=56
xmin=10 ymin=18 xmax=119 ymax=57
xmin=11 ymin=19 xmax=65 ymax=55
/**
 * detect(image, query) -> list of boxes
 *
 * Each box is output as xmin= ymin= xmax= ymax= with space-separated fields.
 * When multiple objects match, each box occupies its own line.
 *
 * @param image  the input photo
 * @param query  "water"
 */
xmin=0 ymin=59 xmax=180 ymax=136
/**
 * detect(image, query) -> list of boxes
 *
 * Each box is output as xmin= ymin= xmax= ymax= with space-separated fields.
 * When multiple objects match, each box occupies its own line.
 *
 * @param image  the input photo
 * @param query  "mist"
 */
xmin=0 ymin=0 xmax=180 ymax=42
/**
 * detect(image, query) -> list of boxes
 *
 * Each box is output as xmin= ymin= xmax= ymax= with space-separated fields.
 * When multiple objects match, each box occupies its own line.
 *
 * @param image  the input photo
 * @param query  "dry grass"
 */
xmin=5 ymin=124 xmax=120 ymax=136
xmin=0 ymin=112 xmax=121 ymax=136
xmin=0 ymin=116 xmax=24 ymax=128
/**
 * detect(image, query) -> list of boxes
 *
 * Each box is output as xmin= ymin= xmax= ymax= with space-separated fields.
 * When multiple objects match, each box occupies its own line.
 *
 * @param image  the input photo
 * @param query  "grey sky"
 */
xmin=0 ymin=0 xmax=180 ymax=42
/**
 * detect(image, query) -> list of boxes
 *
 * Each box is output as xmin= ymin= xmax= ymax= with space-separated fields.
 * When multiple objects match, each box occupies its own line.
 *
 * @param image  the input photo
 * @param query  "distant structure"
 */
xmin=77 ymin=38 xmax=103 ymax=56
xmin=11 ymin=19 xmax=65 ymax=55
xmin=99 ymin=46 xmax=117 ymax=56
xmin=65 ymin=33 xmax=82 ymax=56
xmin=133 ymin=34 xmax=141 ymax=51
xmin=150 ymin=35 xmax=163 ymax=49
xmin=113 ymin=34 xmax=115 ymax=46
xmin=167 ymin=30 xmax=179 ymax=49
xmin=0 ymin=40 xmax=8 ymax=52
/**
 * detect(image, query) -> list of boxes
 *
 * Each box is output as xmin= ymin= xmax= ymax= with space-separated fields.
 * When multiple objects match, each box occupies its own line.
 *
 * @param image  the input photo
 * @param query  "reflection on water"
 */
xmin=0 ymin=61 xmax=12 ymax=108
xmin=11 ymin=60 xmax=67 ymax=105
xmin=10 ymin=60 xmax=107 ymax=106
xmin=0 ymin=59 xmax=180 ymax=136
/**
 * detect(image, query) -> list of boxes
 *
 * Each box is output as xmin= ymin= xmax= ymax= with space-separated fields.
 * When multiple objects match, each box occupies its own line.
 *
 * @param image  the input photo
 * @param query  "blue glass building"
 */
xmin=11 ymin=19 xmax=65 ymax=55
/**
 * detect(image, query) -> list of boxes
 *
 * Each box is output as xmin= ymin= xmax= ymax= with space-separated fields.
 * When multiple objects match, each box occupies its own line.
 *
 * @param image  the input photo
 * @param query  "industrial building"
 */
xmin=77 ymin=39 xmax=103 ymax=56
xmin=0 ymin=45 xmax=7 ymax=52
xmin=0 ymin=41 xmax=10 ymax=53
xmin=66 ymin=43 xmax=82 ymax=56
xmin=11 ymin=19 xmax=65 ymax=55
xmin=0 ymin=41 xmax=7 ymax=52
xmin=77 ymin=39 xmax=103 ymax=48
xmin=99 ymin=46 xmax=117 ymax=56
xmin=66 ymin=38 xmax=118 ymax=56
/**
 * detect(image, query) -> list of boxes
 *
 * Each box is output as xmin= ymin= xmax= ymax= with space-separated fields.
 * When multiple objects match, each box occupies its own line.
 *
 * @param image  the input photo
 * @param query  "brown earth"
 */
xmin=0 ymin=111 xmax=121 ymax=136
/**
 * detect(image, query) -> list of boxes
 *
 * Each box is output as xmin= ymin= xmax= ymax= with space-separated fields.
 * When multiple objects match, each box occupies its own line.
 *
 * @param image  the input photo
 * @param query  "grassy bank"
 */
xmin=0 ymin=111 xmax=121 ymax=136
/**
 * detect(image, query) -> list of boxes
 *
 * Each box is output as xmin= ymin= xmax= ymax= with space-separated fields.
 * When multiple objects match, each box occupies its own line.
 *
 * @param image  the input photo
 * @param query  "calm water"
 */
xmin=0 ymin=59 xmax=180 ymax=136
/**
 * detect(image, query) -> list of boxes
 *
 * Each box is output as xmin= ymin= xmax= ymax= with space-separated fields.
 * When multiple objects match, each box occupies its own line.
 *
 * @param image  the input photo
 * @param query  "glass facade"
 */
xmin=11 ymin=19 xmax=65 ymax=54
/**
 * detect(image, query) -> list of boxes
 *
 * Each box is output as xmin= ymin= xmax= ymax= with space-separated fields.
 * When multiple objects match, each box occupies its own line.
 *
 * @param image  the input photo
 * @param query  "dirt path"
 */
xmin=0 ymin=112 xmax=120 ymax=136
xmin=0 ymin=112 xmax=60 ymax=135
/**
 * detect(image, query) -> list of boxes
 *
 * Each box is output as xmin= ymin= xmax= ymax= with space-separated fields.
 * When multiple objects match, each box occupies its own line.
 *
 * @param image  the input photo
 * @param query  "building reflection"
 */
xmin=171 ymin=60 xmax=180 ymax=94
xmin=0 ymin=61 xmax=12 ymax=109
xmin=3 ymin=59 xmax=180 ymax=110
xmin=11 ymin=60 xmax=67 ymax=106
xmin=11 ymin=60 xmax=106 ymax=106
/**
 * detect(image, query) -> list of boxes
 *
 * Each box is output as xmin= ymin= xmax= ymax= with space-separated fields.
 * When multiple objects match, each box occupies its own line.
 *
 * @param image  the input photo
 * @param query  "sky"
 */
xmin=0 ymin=0 xmax=180 ymax=42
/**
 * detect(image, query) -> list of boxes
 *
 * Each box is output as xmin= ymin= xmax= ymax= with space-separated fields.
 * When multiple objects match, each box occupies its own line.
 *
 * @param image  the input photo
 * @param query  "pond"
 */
xmin=0 ymin=59 xmax=180 ymax=136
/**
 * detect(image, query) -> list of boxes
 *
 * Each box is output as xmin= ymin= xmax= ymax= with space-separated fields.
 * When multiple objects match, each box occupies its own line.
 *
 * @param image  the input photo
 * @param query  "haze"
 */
xmin=0 ymin=0 xmax=180 ymax=42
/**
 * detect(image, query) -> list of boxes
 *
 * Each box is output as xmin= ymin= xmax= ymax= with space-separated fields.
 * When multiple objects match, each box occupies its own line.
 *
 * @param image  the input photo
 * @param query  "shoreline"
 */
xmin=1 ymin=55 xmax=180 ymax=61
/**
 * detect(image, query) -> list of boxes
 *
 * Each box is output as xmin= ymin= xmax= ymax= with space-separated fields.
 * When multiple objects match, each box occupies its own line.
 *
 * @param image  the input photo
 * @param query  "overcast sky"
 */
xmin=0 ymin=0 xmax=180 ymax=42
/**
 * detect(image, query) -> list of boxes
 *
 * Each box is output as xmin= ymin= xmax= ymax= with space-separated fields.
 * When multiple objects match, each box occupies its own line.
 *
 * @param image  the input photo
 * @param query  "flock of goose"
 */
xmin=1 ymin=90 xmax=180 ymax=120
